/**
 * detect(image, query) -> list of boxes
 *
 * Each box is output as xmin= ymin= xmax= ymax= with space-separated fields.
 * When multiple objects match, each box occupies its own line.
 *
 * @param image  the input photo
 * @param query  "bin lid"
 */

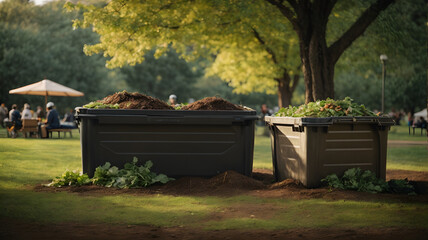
xmin=265 ymin=116 xmax=395 ymax=127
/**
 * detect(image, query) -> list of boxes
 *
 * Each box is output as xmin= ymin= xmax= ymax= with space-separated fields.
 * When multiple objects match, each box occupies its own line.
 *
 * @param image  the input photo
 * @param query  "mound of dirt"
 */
xmin=181 ymin=97 xmax=244 ymax=111
xmin=269 ymin=179 xmax=303 ymax=189
xmin=101 ymin=91 xmax=173 ymax=110
xmin=158 ymin=171 xmax=265 ymax=196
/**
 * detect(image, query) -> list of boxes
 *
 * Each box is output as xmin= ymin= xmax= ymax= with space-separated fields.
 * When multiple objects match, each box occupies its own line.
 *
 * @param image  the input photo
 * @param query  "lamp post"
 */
xmin=380 ymin=54 xmax=388 ymax=113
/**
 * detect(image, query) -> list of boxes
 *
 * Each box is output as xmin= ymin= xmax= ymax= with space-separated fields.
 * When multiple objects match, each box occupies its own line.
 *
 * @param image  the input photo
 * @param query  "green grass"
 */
xmin=388 ymin=125 xmax=427 ymax=141
xmin=253 ymin=127 xmax=272 ymax=169
xmin=0 ymin=127 xmax=427 ymax=230
xmin=205 ymin=199 xmax=428 ymax=230
xmin=387 ymin=146 xmax=428 ymax=171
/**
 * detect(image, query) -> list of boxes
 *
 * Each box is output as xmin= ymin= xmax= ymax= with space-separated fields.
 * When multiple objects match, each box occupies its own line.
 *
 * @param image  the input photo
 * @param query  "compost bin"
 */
xmin=265 ymin=116 xmax=395 ymax=188
xmin=75 ymin=108 xmax=258 ymax=178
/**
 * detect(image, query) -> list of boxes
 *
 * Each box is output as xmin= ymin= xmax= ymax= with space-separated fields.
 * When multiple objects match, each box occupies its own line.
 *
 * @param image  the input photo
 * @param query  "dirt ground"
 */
xmin=1 ymin=219 xmax=427 ymax=240
xmin=2 ymin=169 xmax=428 ymax=240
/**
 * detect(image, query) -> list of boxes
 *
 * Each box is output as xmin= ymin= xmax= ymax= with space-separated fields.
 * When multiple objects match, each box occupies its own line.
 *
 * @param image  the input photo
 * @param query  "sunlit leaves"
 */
xmin=69 ymin=0 xmax=300 ymax=94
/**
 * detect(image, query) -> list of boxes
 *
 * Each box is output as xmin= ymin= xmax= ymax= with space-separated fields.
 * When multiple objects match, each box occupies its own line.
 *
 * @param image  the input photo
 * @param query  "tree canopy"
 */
xmin=68 ymin=0 xmax=394 ymax=105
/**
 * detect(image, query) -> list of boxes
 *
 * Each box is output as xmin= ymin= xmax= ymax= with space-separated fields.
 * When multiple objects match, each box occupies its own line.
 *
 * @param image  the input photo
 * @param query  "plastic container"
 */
xmin=265 ymin=116 xmax=395 ymax=187
xmin=75 ymin=108 xmax=258 ymax=178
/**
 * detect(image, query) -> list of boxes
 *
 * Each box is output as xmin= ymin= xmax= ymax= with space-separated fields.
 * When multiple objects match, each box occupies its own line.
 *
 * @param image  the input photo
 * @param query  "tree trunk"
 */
xmin=295 ymin=2 xmax=335 ymax=103
xmin=276 ymin=71 xmax=299 ymax=108
xmin=266 ymin=0 xmax=395 ymax=104
xmin=277 ymin=79 xmax=292 ymax=108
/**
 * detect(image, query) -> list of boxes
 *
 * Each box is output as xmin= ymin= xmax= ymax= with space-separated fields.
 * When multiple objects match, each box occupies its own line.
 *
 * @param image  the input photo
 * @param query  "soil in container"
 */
xmin=101 ymin=91 xmax=173 ymax=110
xmin=181 ymin=97 xmax=244 ymax=111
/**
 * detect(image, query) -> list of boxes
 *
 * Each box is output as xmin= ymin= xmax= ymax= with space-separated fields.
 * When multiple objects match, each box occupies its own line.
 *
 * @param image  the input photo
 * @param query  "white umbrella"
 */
xmin=9 ymin=79 xmax=84 ymax=107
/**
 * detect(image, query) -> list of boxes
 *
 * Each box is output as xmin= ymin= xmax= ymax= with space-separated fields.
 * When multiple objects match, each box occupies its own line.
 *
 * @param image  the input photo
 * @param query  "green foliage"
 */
xmin=83 ymin=101 xmax=119 ymax=109
xmin=92 ymin=157 xmax=173 ymax=188
xmin=46 ymin=170 xmax=91 ymax=187
xmin=66 ymin=0 xmax=301 ymax=97
xmin=322 ymin=168 xmax=415 ymax=194
xmin=275 ymin=97 xmax=376 ymax=117
xmin=334 ymin=0 xmax=426 ymax=113
xmin=119 ymin=48 xmax=200 ymax=102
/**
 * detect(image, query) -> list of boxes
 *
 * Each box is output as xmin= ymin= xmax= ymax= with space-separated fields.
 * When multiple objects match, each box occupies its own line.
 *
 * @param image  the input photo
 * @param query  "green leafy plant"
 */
xmin=92 ymin=157 xmax=173 ymax=188
xmin=322 ymin=168 xmax=415 ymax=194
xmin=47 ymin=157 xmax=173 ymax=188
xmin=83 ymin=101 xmax=119 ymax=109
xmin=275 ymin=97 xmax=377 ymax=117
xmin=46 ymin=170 xmax=91 ymax=187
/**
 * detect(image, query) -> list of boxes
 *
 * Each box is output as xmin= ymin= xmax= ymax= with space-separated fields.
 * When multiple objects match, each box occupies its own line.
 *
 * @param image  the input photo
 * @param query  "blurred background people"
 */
xmin=21 ymin=103 xmax=32 ymax=120
xmin=9 ymin=104 xmax=22 ymax=137
xmin=169 ymin=94 xmax=177 ymax=107
xmin=0 ymin=103 xmax=8 ymax=128
xmin=39 ymin=102 xmax=60 ymax=138
xmin=36 ymin=106 xmax=45 ymax=120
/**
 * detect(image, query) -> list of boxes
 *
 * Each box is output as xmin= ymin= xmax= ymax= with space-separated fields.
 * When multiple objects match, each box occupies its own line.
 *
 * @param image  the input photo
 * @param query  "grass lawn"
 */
xmin=388 ymin=125 xmax=427 ymax=142
xmin=0 ymin=127 xmax=427 ymax=231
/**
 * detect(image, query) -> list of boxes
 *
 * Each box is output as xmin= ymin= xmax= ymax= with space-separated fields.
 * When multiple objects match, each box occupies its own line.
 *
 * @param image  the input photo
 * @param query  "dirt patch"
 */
xmin=101 ymin=91 xmax=173 ymax=110
xmin=1 ymin=218 xmax=427 ymax=240
xmin=181 ymin=97 xmax=244 ymax=111
xmin=386 ymin=169 xmax=428 ymax=195
xmin=18 ymin=169 xmax=428 ymax=239
xmin=34 ymin=169 xmax=428 ymax=203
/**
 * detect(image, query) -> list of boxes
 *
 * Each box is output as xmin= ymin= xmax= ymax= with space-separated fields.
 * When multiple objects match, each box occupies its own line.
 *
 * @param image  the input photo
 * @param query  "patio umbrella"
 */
xmin=9 ymin=79 xmax=84 ymax=107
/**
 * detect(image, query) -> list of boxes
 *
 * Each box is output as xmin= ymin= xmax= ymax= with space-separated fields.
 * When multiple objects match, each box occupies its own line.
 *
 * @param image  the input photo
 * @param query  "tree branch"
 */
xmin=264 ymin=0 xmax=297 ymax=26
xmin=251 ymin=27 xmax=278 ymax=65
xmin=328 ymin=0 xmax=395 ymax=64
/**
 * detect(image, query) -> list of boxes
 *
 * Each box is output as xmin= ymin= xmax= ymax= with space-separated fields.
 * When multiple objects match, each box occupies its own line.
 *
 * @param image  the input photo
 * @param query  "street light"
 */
xmin=380 ymin=54 xmax=388 ymax=113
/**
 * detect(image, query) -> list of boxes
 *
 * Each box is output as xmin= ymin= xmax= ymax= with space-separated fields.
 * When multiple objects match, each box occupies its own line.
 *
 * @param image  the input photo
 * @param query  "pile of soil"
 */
xmin=101 ymin=91 xmax=173 ymax=110
xmin=181 ymin=97 xmax=244 ymax=111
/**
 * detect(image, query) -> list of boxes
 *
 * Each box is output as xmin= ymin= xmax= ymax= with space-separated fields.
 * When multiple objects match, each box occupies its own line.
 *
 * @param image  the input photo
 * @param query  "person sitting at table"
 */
xmin=61 ymin=109 xmax=77 ymax=128
xmin=9 ymin=104 xmax=22 ymax=138
xmin=413 ymin=116 xmax=427 ymax=129
xmin=21 ymin=103 xmax=32 ymax=120
xmin=39 ymin=102 xmax=60 ymax=138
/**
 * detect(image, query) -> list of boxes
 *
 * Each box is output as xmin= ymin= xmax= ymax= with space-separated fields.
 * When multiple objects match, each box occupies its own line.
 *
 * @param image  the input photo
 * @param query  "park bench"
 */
xmin=409 ymin=125 xmax=427 ymax=136
xmin=20 ymin=119 xmax=39 ymax=138
xmin=48 ymin=128 xmax=72 ymax=138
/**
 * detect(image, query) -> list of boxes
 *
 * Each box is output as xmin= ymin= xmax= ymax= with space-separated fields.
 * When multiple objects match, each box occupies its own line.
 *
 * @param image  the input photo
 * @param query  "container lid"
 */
xmin=265 ymin=116 xmax=395 ymax=127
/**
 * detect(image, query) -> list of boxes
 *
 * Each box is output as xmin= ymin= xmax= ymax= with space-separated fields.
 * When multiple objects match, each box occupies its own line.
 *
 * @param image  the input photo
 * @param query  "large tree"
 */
xmin=69 ymin=0 xmax=394 ymax=104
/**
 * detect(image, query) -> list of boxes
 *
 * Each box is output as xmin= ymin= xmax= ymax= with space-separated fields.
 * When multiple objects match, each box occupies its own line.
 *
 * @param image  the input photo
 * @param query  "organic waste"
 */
xmin=181 ymin=97 xmax=245 ymax=111
xmin=46 ymin=157 xmax=173 ymax=188
xmin=83 ymin=101 xmax=119 ymax=109
xmin=82 ymin=91 xmax=248 ymax=111
xmin=92 ymin=157 xmax=173 ymax=188
xmin=46 ymin=170 xmax=91 ymax=187
xmin=275 ymin=97 xmax=377 ymax=117
xmin=322 ymin=168 xmax=415 ymax=194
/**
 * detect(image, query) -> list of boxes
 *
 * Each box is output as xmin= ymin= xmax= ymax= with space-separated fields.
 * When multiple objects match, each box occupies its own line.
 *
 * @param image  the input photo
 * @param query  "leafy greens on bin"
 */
xmin=322 ymin=168 xmax=415 ymax=194
xmin=92 ymin=157 xmax=174 ymax=188
xmin=275 ymin=97 xmax=377 ymax=117
xmin=46 ymin=170 xmax=91 ymax=187
xmin=83 ymin=101 xmax=119 ymax=109
xmin=46 ymin=157 xmax=173 ymax=188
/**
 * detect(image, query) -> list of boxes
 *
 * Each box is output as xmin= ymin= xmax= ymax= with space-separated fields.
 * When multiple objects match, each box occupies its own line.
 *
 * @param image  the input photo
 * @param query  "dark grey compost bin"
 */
xmin=75 ymin=108 xmax=258 ymax=178
xmin=265 ymin=116 xmax=395 ymax=188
